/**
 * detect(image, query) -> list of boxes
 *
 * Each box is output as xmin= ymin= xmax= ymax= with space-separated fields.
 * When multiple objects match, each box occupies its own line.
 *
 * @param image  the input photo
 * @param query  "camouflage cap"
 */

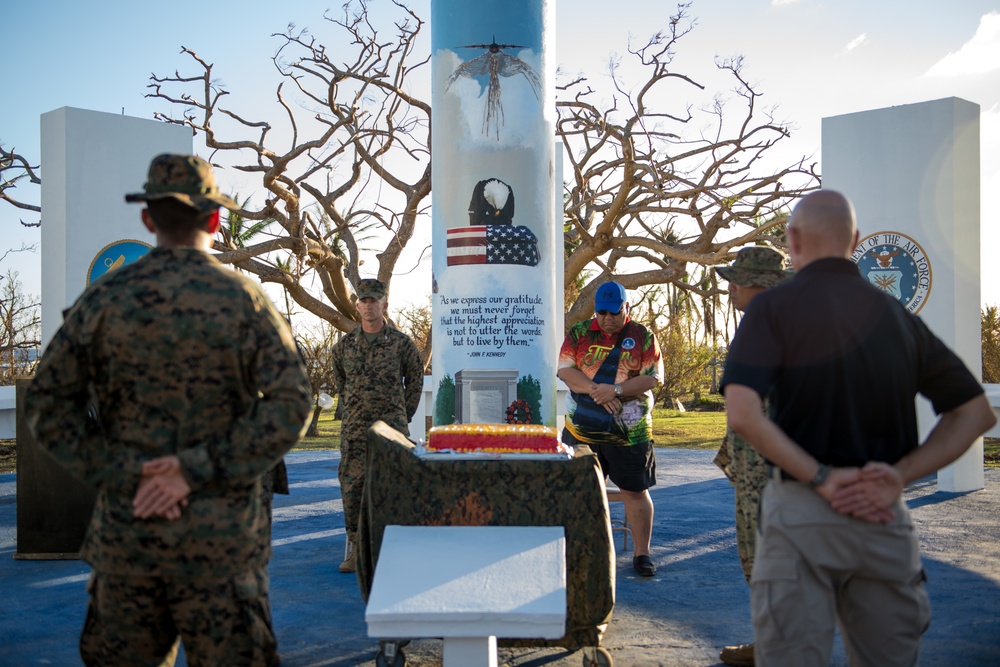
xmin=356 ymin=279 xmax=387 ymax=300
xmin=714 ymin=246 xmax=792 ymax=287
xmin=125 ymin=154 xmax=238 ymax=212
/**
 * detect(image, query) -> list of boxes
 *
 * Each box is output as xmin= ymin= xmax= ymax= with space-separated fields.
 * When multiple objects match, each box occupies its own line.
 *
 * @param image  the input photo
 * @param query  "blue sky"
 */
xmin=432 ymin=0 xmax=543 ymax=51
xmin=4 ymin=0 xmax=999 ymax=306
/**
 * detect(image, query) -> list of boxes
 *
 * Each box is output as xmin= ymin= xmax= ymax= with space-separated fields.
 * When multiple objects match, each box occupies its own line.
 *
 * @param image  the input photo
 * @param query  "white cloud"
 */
xmin=770 ymin=0 xmax=800 ymax=5
xmin=844 ymin=33 xmax=869 ymax=53
xmin=926 ymin=12 xmax=1000 ymax=77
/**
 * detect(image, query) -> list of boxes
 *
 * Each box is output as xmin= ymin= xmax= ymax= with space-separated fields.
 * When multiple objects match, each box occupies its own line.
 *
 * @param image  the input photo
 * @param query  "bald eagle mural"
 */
xmin=469 ymin=178 xmax=514 ymax=226
xmin=446 ymin=177 xmax=540 ymax=267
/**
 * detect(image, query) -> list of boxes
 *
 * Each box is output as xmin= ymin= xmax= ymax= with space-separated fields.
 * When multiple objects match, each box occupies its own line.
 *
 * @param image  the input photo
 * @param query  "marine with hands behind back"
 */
xmin=25 ymin=153 xmax=312 ymax=666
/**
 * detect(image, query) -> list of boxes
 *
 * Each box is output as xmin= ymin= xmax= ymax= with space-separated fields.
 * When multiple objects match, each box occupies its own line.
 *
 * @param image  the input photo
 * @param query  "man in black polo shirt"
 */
xmin=722 ymin=189 xmax=995 ymax=666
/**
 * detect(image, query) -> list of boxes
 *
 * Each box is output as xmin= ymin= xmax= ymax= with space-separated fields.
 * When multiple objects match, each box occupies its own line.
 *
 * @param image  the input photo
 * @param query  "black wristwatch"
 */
xmin=808 ymin=463 xmax=832 ymax=488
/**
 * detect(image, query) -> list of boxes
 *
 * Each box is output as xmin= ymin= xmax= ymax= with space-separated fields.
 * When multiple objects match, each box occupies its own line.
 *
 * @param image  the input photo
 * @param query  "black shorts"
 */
xmin=563 ymin=430 xmax=656 ymax=492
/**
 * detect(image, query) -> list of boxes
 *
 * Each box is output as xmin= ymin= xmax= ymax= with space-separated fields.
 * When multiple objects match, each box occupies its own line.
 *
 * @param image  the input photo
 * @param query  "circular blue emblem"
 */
xmin=87 ymin=240 xmax=152 ymax=286
xmin=621 ymin=337 xmax=636 ymax=351
xmin=851 ymin=231 xmax=932 ymax=314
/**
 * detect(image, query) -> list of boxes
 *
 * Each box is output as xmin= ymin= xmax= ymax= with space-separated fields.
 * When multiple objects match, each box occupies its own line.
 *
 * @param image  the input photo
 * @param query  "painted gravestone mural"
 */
xmin=430 ymin=0 xmax=557 ymax=426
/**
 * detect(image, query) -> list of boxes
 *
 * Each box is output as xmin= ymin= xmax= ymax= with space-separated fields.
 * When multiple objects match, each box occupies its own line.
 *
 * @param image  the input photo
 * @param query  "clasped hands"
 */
xmin=132 ymin=455 xmax=191 ymax=521
xmin=819 ymin=461 xmax=904 ymax=524
xmin=588 ymin=382 xmax=622 ymax=414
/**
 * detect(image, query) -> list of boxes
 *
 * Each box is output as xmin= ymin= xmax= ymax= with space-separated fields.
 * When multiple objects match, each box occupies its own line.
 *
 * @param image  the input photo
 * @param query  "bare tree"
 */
xmin=557 ymin=3 xmax=818 ymax=328
xmin=0 ymin=146 xmax=41 ymax=228
xmin=652 ymin=311 xmax=716 ymax=405
xmin=3 ymin=1 xmax=818 ymax=335
xmin=295 ymin=321 xmax=342 ymax=436
xmin=983 ymin=306 xmax=1000 ymax=384
xmin=0 ymin=247 xmax=41 ymax=385
xmin=395 ymin=299 xmax=433 ymax=373
xmin=146 ymin=0 xmax=431 ymax=334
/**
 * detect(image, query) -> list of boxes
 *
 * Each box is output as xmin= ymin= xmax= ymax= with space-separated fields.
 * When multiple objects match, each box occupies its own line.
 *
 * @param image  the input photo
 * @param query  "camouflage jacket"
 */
xmin=714 ymin=397 xmax=770 ymax=484
xmin=25 ymin=247 xmax=311 ymax=577
xmin=331 ymin=324 xmax=423 ymax=444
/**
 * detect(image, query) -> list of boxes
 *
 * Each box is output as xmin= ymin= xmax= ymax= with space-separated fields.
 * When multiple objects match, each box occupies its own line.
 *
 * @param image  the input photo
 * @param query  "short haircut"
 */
xmin=146 ymin=198 xmax=216 ymax=240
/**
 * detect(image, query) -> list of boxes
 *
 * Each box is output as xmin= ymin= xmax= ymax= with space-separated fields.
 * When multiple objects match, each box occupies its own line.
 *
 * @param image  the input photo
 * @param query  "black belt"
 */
xmin=765 ymin=464 xmax=810 ymax=482
xmin=767 ymin=464 xmax=841 ymax=483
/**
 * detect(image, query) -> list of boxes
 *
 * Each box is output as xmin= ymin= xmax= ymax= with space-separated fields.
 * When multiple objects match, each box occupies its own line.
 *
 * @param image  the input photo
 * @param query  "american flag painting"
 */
xmin=446 ymin=225 xmax=540 ymax=266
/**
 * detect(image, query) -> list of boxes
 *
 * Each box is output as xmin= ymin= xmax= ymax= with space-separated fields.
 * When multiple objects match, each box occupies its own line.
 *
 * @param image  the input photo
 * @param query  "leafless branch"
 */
xmin=143 ymin=1 xmax=432 ymax=332
xmin=0 ymin=145 xmax=42 ymax=226
xmin=557 ymin=2 xmax=819 ymax=328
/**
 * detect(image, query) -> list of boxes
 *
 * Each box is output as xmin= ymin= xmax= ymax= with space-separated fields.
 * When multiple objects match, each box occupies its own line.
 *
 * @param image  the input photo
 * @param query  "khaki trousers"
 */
xmin=752 ymin=473 xmax=931 ymax=667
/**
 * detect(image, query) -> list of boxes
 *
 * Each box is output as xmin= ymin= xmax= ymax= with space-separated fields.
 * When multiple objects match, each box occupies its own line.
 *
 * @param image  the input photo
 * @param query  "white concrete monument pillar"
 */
xmin=822 ymin=97 xmax=983 ymax=492
xmin=40 ymin=107 xmax=192 ymax=348
xmin=429 ymin=0 xmax=558 ymax=427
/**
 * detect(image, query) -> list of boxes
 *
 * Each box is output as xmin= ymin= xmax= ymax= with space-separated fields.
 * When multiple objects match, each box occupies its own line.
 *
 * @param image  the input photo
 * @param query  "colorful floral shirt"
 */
xmin=558 ymin=317 xmax=663 ymax=446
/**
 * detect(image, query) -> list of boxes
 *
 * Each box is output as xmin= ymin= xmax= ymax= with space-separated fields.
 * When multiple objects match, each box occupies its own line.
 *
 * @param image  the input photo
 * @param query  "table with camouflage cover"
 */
xmin=358 ymin=421 xmax=615 ymax=651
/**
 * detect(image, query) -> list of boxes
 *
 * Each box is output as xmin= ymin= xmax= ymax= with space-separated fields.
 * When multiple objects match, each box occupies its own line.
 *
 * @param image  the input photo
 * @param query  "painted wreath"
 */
xmin=505 ymin=399 xmax=533 ymax=425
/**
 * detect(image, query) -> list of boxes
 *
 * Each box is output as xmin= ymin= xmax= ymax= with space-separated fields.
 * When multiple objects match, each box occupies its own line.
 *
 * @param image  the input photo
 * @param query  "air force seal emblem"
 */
xmin=851 ymin=232 xmax=931 ymax=314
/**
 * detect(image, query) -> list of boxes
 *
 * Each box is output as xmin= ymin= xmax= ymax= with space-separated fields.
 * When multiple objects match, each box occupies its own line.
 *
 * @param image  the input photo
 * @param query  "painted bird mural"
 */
xmin=468 ymin=178 xmax=515 ymax=226
xmin=446 ymin=37 xmax=541 ymax=140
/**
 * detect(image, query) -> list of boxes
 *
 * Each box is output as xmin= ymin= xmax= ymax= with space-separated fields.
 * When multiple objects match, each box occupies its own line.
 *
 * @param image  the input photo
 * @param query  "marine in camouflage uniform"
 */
xmin=712 ymin=246 xmax=791 ymax=666
xmin=24 ymin=154 xmax=311 ymax=667
xmin=331 ymin=278 xmax=423 ymax=572
xmin=713 ymin=422 xmax=768 ymax=582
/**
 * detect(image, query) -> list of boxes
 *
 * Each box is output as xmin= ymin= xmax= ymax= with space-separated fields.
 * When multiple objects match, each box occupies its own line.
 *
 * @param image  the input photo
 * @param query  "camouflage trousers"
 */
xmin=339 ymin=438 xmax=367 ymax=544
xmin=80 ymin=567 xmax=279 ymax=667
xmin=714 ymin=427 xmax=769 ymax=583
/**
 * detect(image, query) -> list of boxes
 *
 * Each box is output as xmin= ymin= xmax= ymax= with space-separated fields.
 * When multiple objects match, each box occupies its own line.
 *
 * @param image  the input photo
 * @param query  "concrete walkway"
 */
xmin=2 ymin=449 xmax=998 ymax=666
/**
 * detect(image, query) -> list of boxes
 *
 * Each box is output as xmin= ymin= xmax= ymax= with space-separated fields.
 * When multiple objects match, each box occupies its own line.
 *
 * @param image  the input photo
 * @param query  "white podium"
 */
xmin=365 ymin=525 xmax=567 ymax=667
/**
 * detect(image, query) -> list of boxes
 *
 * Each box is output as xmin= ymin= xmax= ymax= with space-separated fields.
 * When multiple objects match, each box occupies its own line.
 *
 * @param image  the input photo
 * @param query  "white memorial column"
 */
xmin=822 ymin=97 xmax=983 ymax=492
xmin=429 ymin=0 xmax=558 ymax=427
xmin=40 ymin=107 xmax=192 ymax=348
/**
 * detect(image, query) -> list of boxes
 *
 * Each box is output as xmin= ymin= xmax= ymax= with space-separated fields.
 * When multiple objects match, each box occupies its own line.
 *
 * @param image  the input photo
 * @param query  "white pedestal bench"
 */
xmin=365 ymin=525 xmax=567 ymax=667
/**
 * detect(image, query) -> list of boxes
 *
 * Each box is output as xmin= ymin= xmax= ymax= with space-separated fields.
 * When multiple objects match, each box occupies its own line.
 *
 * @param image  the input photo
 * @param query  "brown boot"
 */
xmin=339 ymin=540 xmax=356 ymax=573
xmin=719 ymin=643 xmax=754 ymax=666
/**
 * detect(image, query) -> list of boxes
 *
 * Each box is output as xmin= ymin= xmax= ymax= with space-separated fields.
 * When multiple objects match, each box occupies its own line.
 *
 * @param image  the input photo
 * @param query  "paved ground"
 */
xmin=2 ymin=449 xmax=999 ymax=666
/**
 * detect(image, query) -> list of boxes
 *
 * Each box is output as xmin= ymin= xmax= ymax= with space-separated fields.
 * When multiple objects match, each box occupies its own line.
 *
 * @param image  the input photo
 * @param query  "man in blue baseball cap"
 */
xmin=558 ymin=280 xmax=664 ymax=576
xmin=593 ymin=280 xmax=627 ymax=314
